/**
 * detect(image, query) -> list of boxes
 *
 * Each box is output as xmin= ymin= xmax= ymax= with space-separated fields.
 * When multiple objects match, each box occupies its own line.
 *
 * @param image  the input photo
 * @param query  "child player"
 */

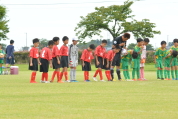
xmin=40 ymin=40 xmax=54 ymax=83
xmin=104 ymin=45 xmax=121 ymax=81
xmin=170 ymin=39 xmax=178 ymax=80
xmin=0 ymin=44 xmax=5 ymax=75
xmin=120 ymin=49 xmax=132 ymax=81
xmin=132 ymin=38 xmax=144 ymax=81
xmin=50 ymin=37 xmax=61 ymax=83
xmin=29 ymin=38 xmax=41 ymax=83
xmin=81 ymin=44 xmax=96 ymax=82
xmin=93 ymin=40 xmax=107 ymax=82
xmin=69 ymin=38 xmax=79 ymax=82
xmin=164 ymin=50 xmax=178 ymax=80
xmin=140 ymin=38 xmax=150 ymax=80
xmin=58 ymin=36 xmax=70 ymax=82
xmin=154 ymin=41 xmax=167 ymax=80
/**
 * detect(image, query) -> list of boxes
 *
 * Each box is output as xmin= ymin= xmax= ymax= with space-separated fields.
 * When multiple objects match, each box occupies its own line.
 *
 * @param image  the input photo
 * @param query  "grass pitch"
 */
xmin=0 ymin=64 xmax=178 ymax=119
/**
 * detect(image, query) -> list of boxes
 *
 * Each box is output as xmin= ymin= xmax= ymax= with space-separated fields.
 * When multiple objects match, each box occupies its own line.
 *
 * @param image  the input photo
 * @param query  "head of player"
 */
xmin=173 ymin=39 xmax=178 ymax=47
xmin=100 ymin=40 xmax=107 ymax=47
xmin=48 ymin=40 xmax=54 ymax=49
xmin=53 ymin=37 xmax=60 ymax=45
xmin=161 ymin=41 xmax=167 ymax=49
xmin=132 ymin=51 xmax=138 ymax=59
xmin=88 ymin=44 xmax=96 ymax=51
xmin=32 ymin=38 xmax=40 ymax=48
xmin=72 ymin=38 xmax=79 ymax=45
xmin=137 ymin=38 xmax=144 ymax=46
xmin=62 ymin=36 xmax=69 ymax=45
xmin=122 ymin=33 xmax=130 ymax=41
xmin=143 ymin=38 xmax=150 ymax=46
xmin=10 ymin=40 xmax=14 ymax=45
xmin=113 ymin=45 xmax=121 ymax=53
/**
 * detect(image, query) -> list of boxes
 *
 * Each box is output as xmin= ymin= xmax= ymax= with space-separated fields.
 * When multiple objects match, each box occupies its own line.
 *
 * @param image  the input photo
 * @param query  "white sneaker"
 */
xmin=45 ymin=81 xmax=50 ymax=83
xmin=40 ymin=80 xmax=45 ymax=83
xmin=64 ymin=80 xmax=71 ymax=82
xmin=126 ymin=79 xmax=134 ymax=81
xmin=100 ymin=79 xmax=106 ymax=82
xmin=93 ymin=77 xmax=98 ymax=81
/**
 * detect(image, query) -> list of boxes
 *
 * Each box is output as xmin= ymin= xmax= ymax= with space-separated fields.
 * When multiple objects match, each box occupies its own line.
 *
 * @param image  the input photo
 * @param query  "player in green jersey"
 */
xmin=154 ymin=41 xmax=167 ymax=80
xmin=0 ymin=44 xmax=5 ymax=75
xmin=170 ymin=39 xmax=178 ymax=80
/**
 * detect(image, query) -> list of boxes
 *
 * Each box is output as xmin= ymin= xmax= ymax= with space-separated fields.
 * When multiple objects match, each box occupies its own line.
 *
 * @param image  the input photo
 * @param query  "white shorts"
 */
xmin=140 ymin=63 xmax=145 ymax=67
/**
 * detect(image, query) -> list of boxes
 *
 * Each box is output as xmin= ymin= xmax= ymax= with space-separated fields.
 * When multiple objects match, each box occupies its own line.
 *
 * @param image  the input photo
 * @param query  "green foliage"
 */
xmin=0 ymin=43 xmax=7 ymax=50
xmin=31 ymin=38 xmax=49 ymax=50
xmin=0 ymin=5 xmax=9 ymax=41
xmin=127 ymin=43 xmax=136 ymax=50
xmin=146 ymin=44 xmax=154 ymax=51
xmin=75 ymin=0 xmax=160 ymax=40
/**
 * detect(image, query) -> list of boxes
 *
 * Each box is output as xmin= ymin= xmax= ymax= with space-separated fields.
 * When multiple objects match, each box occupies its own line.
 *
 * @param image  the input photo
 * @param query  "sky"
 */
xmin=0 ymin=0 xmax=178 ymax=51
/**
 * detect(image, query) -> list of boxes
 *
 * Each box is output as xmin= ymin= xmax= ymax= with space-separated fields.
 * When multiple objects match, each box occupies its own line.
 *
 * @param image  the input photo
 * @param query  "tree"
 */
xmin=0 ymin=43 xmax=6 ymax=50
xmin=146 ymin=44 xmax=154 ymax=51
xmin=30 ymin=38 xmax=49 ymax=50
xmin=0 ymin=5 xmax=9 ymax=41
xmin=127 ymin=43 xmax=136 ymax=50
xmin=75 ymin=0 xmax=160 ymax=40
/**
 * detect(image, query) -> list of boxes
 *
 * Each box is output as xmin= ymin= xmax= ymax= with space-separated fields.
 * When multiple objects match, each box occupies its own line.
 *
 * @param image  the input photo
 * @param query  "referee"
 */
xmin=111 ymin=33 xmax=131 ymax=80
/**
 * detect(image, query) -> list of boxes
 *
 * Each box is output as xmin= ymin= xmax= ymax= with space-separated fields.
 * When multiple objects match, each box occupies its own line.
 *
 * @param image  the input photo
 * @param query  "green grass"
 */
xmin=0 ymin=64 xmax=178 ymax=119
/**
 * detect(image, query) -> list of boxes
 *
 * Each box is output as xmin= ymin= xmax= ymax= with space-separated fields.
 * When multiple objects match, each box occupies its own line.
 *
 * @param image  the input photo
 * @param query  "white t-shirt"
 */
xmin=141 ymin=45 xmax=146 ymax=59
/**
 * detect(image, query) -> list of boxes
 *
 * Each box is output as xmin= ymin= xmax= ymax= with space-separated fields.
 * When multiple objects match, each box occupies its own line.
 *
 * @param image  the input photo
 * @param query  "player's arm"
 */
xmin=37 ymin=58 xmax=41 ymax=65
xmin=30 ymin=57 xmax=33 ymax=66
xmin=49 ymin=60 xmax=53 ymax=68
xmin=106 ymin=58 xmax=109 ymax=68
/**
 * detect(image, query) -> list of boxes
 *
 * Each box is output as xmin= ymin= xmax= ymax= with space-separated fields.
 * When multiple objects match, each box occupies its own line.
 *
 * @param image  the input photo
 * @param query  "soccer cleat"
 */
xmin=40 ymin=80 xmax=46 ymax=83
xmin=64 ymin=80 xmax=71 ymax=82
xmin=172 ymin=78 xmax=176 ymax=80
xmin=45 ymin=81 xmax=50 ymax=83
xmin=71 ymin=80 xmax=79 ymax=82
xmin=161 ymin=78 xmax=164 ymax=80
xmin=138 ymin=79 xmax=142 ymax=81
xmin=50 ymin=80 xmax=54 ymax=83
xmin=168 ymin=79 xmax=172 ymax=80
xmin=57 ymin=80 xmax=64 ymax=83
xmin=93 ymin=77 xmax=98 ymax=81
xmin=100 ymin=79 xmax=106 ymax=82
xmin=126 ymin=79 xmax=134 ymax=81
xmin=157 ymin=77 xmax=160 ymax=79
xmin=108 ymin=79 xmax=113 ymax=81
xmin=132 ymin=79 xmax=136 ymax=81
xmin=164 ymin=78 xmax=169 ymax=80
xmin=142 ymin=78 xmax=147 ymax=81
xmin=112 ymin=79 xmax=116 ymax=82
xmin=176 ymin=78 xmax=178 ymax=80
xmin=30 ymin=81 xmax=37 ymax=83
xmin=85 ymin=80 xmax=91 ymax=82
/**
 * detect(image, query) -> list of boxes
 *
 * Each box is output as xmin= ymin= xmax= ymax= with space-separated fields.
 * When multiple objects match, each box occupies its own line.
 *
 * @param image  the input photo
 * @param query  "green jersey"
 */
xmin=121 ymin=50 xmax=132 ymax=61
xmin=0 ymin=49 xmax=5 ymax=64
xmin=134 ymin=45 xmax=142 ymax=59
xmin=170 ymin=46 xmax=178 ymax=51
xmin=154 ymin=47 xmax=166 ymax=60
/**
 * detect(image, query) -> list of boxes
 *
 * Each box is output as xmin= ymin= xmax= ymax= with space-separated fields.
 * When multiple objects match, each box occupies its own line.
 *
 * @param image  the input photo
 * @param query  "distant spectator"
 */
xmin=6 ymin=40 xmax=15 ymax=67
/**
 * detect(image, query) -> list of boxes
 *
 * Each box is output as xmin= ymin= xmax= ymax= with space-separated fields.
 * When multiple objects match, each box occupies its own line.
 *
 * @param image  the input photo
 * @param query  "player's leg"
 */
xmin=140 ymin=66 xmax=143 ymax=80
xmin=160 ymin=68 xmax=164 ymax=80
xmin=136 ymin=67 xmax=141 ymax=80
xmin=110 ymin=66 xmax=115 ymax=81
xmin=70 ymin=67 xmax=74 ymax=81
xmin=164 ymin=67 xmax=168 ymax=80
xmin=132 ymin=68 xmax=136 ymax=80
xmin=0 ymin=63 xmax=2 ymax=74
xmin=63 ymin=67 xmax=69 ymax=82
xmin=73 ymin=67 xmax=77 ymax=82
xmin=171 ymin=66 xmax=175 ymax=80
xmin=126 ymin=66 xmax=130 ymax=80
xmin=167 ymin=67 xmax=171 ymax=80
xmin=175 ymin=65 xmax=178 ymax=80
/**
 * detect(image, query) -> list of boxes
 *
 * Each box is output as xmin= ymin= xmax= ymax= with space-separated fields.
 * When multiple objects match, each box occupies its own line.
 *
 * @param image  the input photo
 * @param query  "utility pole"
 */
xmin=26 ymin=33 xmax=27 ymax=47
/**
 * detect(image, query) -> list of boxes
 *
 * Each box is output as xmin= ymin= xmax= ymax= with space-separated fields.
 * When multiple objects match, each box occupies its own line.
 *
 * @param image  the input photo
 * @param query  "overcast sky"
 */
xmin=0 ymin=0 xmax=178 ymax=50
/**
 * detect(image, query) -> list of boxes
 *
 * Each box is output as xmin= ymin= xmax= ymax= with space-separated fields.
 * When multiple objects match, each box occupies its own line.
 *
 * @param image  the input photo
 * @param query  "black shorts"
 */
xmin=82 ymin=61 xmax=91 ymax=71
xmin=112 ymin=53 xmax=121 ymax=66
xmin=60 ymin=56 xmax=69 ymax=68
xmin=29 ymin=58 xmax=38 ymax=71
xmin=40 ymin=58 xmax=49 ymax=72
xmin=103 ymin=59 xmax=111 ymax=70
xmin=95 ymin=56 xmax=104 ymax=68
xmin=52 ymin=57 xmax=61 ymax=69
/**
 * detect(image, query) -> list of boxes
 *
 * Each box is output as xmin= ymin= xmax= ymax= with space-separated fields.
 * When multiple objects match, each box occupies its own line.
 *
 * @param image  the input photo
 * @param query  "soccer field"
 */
xmin=0 ymin=64 xmax=178 ymax=119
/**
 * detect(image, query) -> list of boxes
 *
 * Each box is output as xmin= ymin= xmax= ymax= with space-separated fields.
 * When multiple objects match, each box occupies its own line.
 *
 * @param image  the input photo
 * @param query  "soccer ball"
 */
xmin=121 ymin=48 xmax=128 ymax=56
xmin=0 ymin=53 xmax=4 ymax=58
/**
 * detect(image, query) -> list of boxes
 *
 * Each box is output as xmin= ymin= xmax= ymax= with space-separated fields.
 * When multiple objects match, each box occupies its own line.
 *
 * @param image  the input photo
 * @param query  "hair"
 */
xmin=172 ymin=50 xmax=178 ymax=58
xmin=62 ymin=36 xmax=69 ymax=41
xmin=144 ymin=38 xmax=150 ymax=43
xmin=173 ymin=39 xmax=178 ymax=43
xmin=89 ymin=44 xmax=95 ymax=50
xmin=33 ymin=38 xmax=39 ymax=44
xmin=161 ymin=41 xmax=166 ymax=45
xmin=114 ymin=45 xmax=121 ymax=50
xmin=123 ymin=33 xmax=130 ymax=39
xmin=53 ymin=37 xmax=60 ymax=42
xmin=10 ymin=40 xmax=14 ymax=44
xmin=132 ymin=51 xmax=138 ymax=59
xmin=102 ymin=40 xmax=107 ymax=44
xmin=48 ymin=40 xmax=54 ymax=46
xmin=137 ymin=38 xmax=143 ymax=43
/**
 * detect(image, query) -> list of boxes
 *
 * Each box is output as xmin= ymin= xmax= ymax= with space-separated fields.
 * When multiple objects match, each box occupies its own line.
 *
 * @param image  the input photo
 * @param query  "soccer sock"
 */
xmin=73 ymin=69 xmax=76 ymax=80
xmin=98 ymin=70 xmax=103 ymax=80
xmin=87 ymin=71 xmax=89 ymax=80
xmin=70 ymin=69 xmax=74 ymax=81
xmin=171 ymin=70 xmax=175 ymax=79
xmin=59 ymin=72 xmax=63 ymax=81
xmin=51 ymin=71 xmax=57 ymax=81
xmin=167 ymin=70 xmax=171 ymax=79
xmin=164 ymin=69 xmax=167 ymax=79
xmin=157 ymin=70 xmax=160 ymax=78
xmin=126 ymin=70 xmax=130 ymax=79
xmin=136 ymin=68 xmax=140 ymax=79
xmin=64 ymin=72 xmax=68 ymax=81
xmin=123 ymin=70 xmax=127 ymax=80
xmin=30 ymin=72 xmax=34 ymax=82
xmin=84 ymin=71 xmax=87 ymax=80
xmin=175 ymin=70 xmax=178 ymax=79
xmin=110 ymin=68 xmax=114 ymax=80
xmin=93 ymin=69 xmax=99 ymax=77
xmin=33 ymin=72 xmax=37 ymax=81
xmin=105 ymin=70 xmax=110 ymax=81
xmin=116 ymin=69 xmax=121 ymax=80
xmin=44 ymin=73 xmax=48 ymax=81
xmin=160 ymin=70 xmax=163 ymax=79
xmin=132 ymin=68 xmax=136 ymax=79
xmin=41 ymin=73 xmax=45 ymax=81
xmin=57 ymin=71 xmax=60 ymax=81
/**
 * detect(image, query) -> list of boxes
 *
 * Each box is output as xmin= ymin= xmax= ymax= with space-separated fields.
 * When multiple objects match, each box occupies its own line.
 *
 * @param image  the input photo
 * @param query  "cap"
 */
xmin=72 ymin=37 xmax=79 ymax=41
